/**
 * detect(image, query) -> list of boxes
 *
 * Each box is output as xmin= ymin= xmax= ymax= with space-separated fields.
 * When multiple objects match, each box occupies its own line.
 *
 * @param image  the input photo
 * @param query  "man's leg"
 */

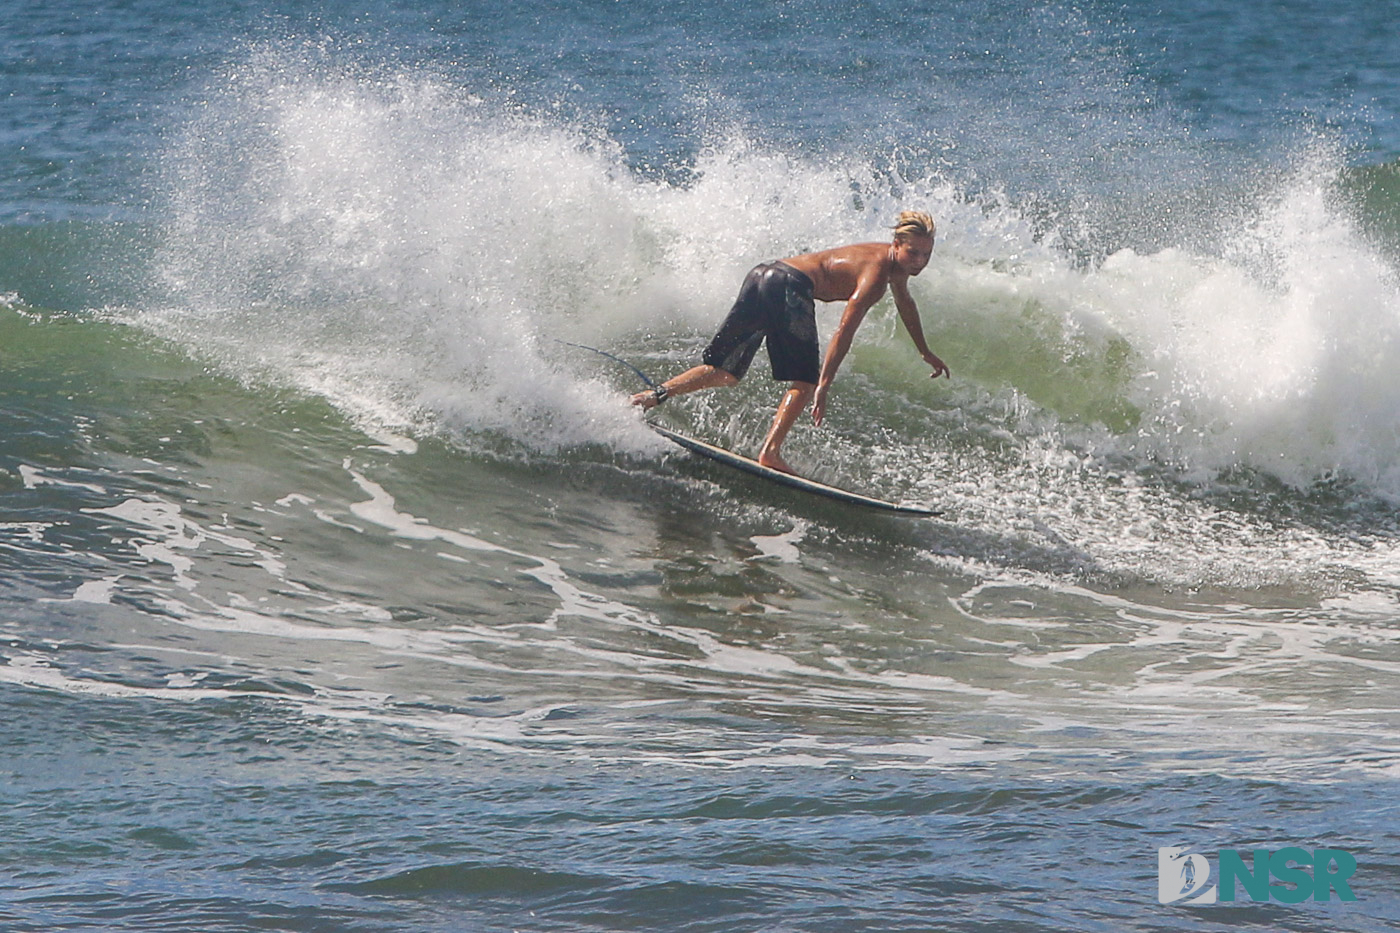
xmin=630 ymin=364 xmax=738 ymax=410
xmin=757 ymin=381 xmax=815 ymax=474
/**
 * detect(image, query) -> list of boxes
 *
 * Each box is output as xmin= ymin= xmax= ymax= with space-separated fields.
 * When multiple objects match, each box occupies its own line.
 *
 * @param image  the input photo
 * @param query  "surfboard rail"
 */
xmin=648 ymin=422 xmax=940 ymax=517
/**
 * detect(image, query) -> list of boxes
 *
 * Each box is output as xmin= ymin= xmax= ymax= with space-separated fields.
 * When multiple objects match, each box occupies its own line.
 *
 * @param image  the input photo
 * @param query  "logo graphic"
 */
xmin=1159 ymin=847 xmax=1217 ymax=905
xmin=1158 ymin=846 xmax=1357 ymax=905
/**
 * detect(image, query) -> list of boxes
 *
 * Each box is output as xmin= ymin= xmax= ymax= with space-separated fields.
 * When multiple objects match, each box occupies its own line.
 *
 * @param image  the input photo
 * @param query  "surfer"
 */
xmin=632 ymin=210 xmax=950 ymax=475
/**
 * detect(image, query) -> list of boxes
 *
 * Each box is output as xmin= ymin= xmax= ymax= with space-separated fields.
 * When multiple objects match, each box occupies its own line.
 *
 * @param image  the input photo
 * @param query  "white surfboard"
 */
xmin=649 ymin=423 xmax=939 ymax=517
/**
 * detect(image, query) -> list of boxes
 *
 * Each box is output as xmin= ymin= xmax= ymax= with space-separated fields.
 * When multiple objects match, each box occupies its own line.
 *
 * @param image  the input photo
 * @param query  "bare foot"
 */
xmin=757 ymin=452 xmax=798 ymax=475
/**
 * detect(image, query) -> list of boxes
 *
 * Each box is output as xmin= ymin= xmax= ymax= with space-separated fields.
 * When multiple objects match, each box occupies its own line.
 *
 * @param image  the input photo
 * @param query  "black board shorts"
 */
xmin=702 ymin=261 xmax=820 ymax=384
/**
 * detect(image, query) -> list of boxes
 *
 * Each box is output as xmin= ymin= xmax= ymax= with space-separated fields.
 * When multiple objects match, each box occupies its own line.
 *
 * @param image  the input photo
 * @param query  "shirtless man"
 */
xmin=631 ymin=210 xmax=950 ymax=475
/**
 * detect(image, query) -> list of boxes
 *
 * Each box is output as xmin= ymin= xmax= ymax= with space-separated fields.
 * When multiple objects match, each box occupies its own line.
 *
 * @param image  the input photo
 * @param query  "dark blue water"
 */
xmin=4 ymin=1 xmax=1400 ymax=930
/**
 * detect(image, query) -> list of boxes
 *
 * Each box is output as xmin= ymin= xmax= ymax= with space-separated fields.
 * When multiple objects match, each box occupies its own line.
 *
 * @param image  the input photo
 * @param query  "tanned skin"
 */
xmin=633 ymin=232 xmax=949 ymax=475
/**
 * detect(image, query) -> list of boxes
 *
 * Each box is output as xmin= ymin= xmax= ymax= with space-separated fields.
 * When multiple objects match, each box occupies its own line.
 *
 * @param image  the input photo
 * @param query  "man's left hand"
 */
xmin=925 ymin=352 xmax=950 ymax=379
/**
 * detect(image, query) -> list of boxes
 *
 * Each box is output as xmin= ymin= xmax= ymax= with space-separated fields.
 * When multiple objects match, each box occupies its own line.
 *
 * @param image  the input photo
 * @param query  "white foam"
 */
xmin=19 ymin=465 xmax=107 ymax=494
xmin=83 ymin=497 xmax=287 ymax=588
xmin=749 ymin=521 xmax=808 ymax=564
xmin=69 ymin=577 xmax=124 ymax=605
xmin=0 ymin=654 xmax=239 ymax=702
xmin=0 ymin=522 xmax=51 ymax=546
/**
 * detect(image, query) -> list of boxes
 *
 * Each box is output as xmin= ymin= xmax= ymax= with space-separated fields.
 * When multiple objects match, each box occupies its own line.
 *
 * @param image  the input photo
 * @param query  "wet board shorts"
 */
xmin=701 ymin=260 xmax=820 ymax=384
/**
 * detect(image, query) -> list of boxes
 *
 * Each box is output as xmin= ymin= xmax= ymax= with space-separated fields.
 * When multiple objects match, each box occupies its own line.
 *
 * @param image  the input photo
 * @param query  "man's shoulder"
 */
xmin=847 ymin=242 xmax=898 ymax=279
xmin=811 ymin=241 xmax=891 ymax=272
xmin=838 ymin=241 xmax=892 ymax=259
xmin=788 ymin=241 xmax=885 ymax=261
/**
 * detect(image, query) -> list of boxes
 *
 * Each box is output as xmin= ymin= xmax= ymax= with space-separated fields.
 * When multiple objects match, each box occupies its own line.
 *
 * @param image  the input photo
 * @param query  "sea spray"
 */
xmin=142 ymin=50 xmax=1400 ymax=504
xmin=143 ymin=51 xmax=979 ymax=453
xmin=1095 ymin=147 xmax=1400 ymax=492
xmin=151 ymin=52 xmax=667 ymax=450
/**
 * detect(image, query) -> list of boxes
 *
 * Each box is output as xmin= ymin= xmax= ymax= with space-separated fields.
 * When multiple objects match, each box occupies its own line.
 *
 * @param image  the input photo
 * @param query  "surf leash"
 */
xmin=554 ymin=339 xmax=663 ymax=396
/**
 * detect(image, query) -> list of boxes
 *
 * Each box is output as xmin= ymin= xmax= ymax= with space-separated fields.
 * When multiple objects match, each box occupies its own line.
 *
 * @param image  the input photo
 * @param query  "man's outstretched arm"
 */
xmin=812 ymin=277 xmax=885 ymax=426
xmin=891 ymin=277 xmax=949 ymax=379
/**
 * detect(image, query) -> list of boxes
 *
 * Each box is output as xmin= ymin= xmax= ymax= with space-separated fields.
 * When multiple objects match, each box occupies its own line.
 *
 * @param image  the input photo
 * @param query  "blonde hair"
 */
xmin=893 ymin=210 xmax=936 ymax=242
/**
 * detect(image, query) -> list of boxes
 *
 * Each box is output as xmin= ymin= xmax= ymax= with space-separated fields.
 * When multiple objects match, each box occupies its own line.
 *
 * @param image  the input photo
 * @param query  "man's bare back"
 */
xmin=778 ymin=242 xmax=906 ymax=304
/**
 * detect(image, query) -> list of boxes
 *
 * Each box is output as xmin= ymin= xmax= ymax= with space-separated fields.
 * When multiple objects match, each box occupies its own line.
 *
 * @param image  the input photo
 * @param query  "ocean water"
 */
xmin=4 ymin=0 xmax=1400 ymax=929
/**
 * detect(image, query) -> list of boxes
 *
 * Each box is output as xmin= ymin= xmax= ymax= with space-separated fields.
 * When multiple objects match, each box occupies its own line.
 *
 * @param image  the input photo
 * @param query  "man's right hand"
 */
xmin=812 ymin=383 xmax=831 ymax=426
